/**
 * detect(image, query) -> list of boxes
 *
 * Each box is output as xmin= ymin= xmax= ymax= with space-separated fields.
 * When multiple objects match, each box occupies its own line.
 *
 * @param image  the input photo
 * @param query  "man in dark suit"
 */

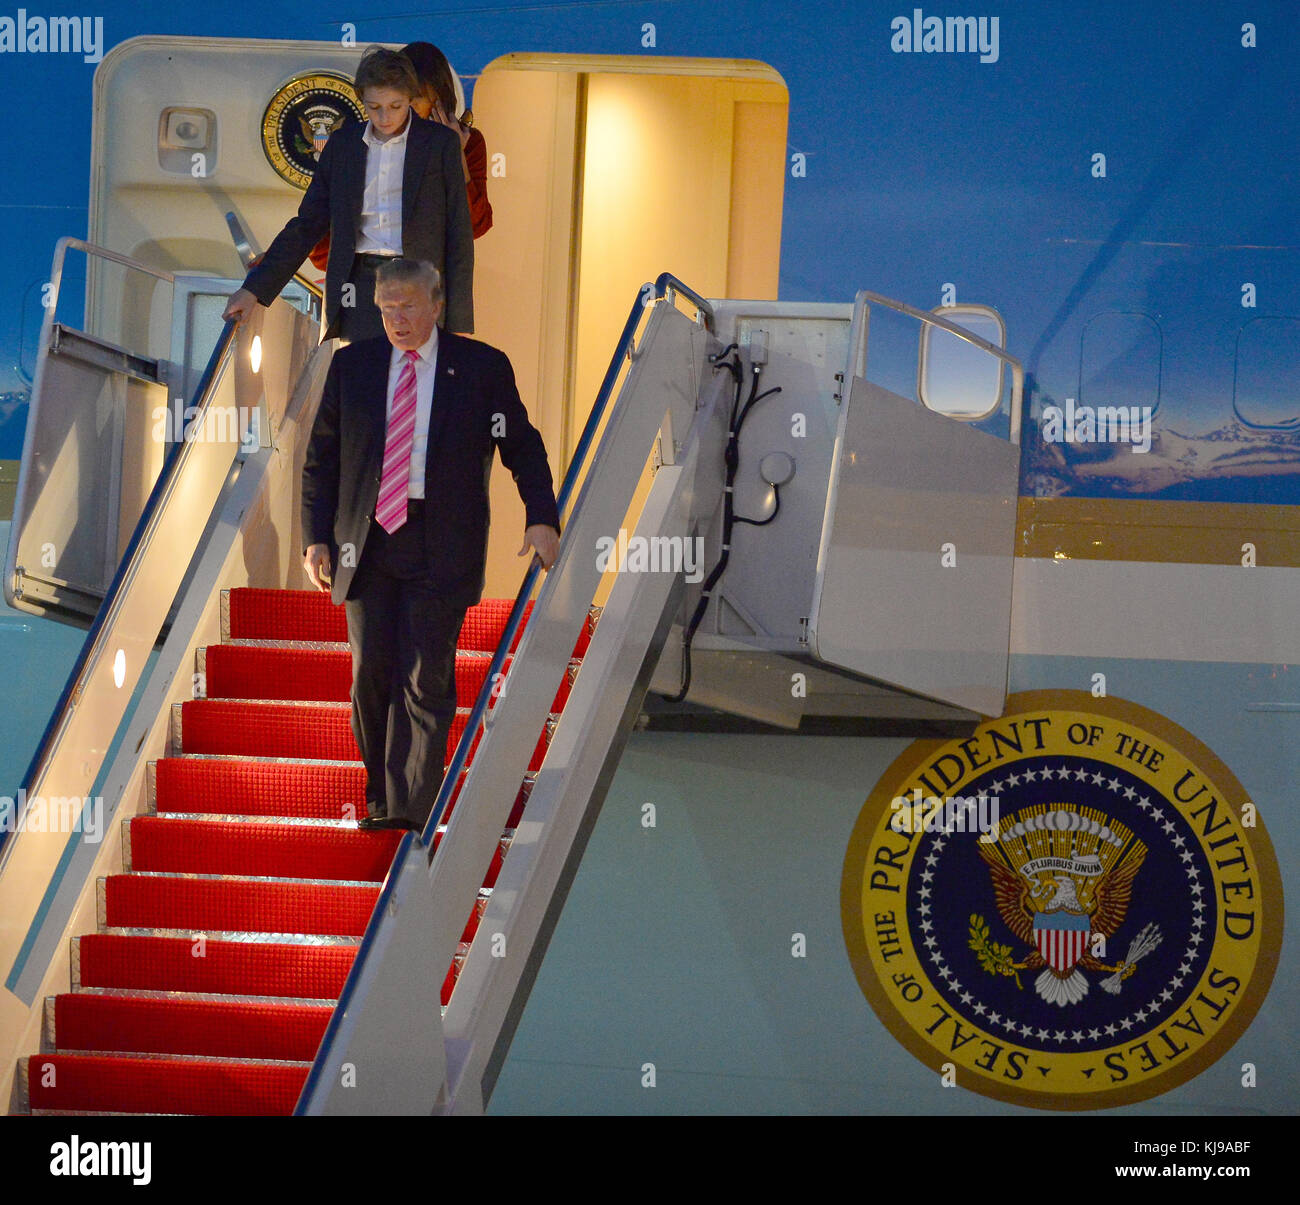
xmin=301 ymin=258 xmax=560 ymax=832
xmin=223 ymin=46 xmax=474 ymax=339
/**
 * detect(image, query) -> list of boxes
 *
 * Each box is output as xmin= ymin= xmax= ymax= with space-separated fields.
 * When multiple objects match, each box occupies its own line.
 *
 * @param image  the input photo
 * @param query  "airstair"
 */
xmin=1 ymin=240 xmax=1021 ymax=1114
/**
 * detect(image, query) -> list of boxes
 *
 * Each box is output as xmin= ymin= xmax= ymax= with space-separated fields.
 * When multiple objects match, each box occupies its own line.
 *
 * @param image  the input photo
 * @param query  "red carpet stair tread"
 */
xmin=19 ymin=589 xmax=594 ymax=1115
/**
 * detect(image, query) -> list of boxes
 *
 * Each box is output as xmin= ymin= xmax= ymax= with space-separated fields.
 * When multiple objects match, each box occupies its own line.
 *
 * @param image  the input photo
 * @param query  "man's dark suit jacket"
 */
xmin=301 ymin=333 xmax=560 ymax=608
xmin=243 ymin=115 xmax=474 ymax=336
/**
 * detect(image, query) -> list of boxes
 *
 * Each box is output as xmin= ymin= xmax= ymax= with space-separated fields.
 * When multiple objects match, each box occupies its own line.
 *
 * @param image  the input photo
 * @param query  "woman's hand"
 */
xmin=433 ymin=101 xmax=472 ymax=150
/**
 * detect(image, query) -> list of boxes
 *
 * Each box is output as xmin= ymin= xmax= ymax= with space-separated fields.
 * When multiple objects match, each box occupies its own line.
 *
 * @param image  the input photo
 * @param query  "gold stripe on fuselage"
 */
xmin=1017 ymin=497 xmax=1300 ymax=567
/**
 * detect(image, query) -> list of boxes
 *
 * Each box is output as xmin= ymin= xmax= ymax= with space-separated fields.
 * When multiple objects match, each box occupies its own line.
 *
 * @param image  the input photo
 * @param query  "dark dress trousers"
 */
xmin=242 ymin=115 xmax=475 ymax=337
xmin=301 ymin=333 xmax=560 ymax=825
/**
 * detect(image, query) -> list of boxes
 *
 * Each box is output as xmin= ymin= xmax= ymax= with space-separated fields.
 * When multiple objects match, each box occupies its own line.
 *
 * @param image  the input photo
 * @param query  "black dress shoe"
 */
xmin=358 ymin=815 xmax=423 ymax=833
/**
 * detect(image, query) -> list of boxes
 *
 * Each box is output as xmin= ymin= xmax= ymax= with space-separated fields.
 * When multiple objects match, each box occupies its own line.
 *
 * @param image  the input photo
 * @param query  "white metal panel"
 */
xmin=698 ymin=302 xmax=851 ymax=645
xmin=1012 ymin=557 xmax=1300 ymax=664
xmin=811 ymin=378 xmax=1019 ymax=716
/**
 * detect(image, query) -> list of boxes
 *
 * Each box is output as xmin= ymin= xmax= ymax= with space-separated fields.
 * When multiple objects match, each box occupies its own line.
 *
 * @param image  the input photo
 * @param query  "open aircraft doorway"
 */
xmin=470 ymin=55 xmax=788 ymax=599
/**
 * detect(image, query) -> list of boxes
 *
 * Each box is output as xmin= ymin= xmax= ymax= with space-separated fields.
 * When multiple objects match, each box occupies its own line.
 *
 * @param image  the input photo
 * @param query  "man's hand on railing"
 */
xmin=222 ymin=288 xmax=260 ymax=326
xmin=519 ymin=524 xmax=560 ymax=571
xmin=304 ymin=544 xmax=332 ymax=592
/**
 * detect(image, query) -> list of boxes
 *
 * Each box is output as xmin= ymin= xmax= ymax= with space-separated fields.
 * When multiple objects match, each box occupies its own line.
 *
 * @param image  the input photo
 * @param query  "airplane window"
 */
xmin=918 ymin=304 xmax=1005 ymax=419
xmin=1233 ymin=316 xmax=1300 ymax=429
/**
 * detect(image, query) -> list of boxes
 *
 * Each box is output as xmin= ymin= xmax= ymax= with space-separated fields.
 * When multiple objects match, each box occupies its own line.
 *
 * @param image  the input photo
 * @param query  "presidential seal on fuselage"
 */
xmin=261 ymin=71 xmax=364 ymax=190
xmin=841 ymin=691 xmax=1282 ymax=1110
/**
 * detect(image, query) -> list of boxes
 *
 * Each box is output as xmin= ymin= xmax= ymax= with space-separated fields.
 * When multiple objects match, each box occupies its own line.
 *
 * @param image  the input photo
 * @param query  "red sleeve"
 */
xmin=308 ymin=232 xmax=330 ymax=272
xmin=464 ymin=126 xmax=493 ymax=238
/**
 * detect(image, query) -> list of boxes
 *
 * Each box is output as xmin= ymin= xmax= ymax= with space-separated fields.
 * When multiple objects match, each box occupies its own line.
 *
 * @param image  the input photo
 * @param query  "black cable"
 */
xmin=668 ymin=351 xmax=743 ymax=701
xmin=669 ymin=355 xmax=782 ymax=702
xmin=737 ymin=385 xmax=783 ymax=432
xmin=731 ymin=382 xmax=784 ymax=525
xmin=733 ymin=484 xmax=780 ymax=526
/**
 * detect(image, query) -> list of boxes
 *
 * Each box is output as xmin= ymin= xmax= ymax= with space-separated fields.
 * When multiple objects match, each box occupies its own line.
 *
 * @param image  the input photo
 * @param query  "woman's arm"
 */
xmin=463 ymin=125 xmax=493 ymax=238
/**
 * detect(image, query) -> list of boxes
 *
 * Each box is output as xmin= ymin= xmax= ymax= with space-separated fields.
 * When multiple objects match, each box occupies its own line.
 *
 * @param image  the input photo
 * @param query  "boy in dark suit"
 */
xmin=223 ymin=46 xmax=474 ymax=339
xmin=301 ymin=258 xmax=559 ymax=832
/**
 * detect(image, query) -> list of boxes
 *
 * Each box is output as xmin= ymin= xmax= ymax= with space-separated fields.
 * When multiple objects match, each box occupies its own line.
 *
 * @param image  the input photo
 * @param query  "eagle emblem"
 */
xmin=296 ymin=105 xmax=347 ymax=160
xmin=971 ymin=804 xmax=1163 ymax=1006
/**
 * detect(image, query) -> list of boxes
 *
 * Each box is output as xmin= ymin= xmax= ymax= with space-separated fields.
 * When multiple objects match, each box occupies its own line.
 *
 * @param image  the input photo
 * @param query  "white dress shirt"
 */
xmin=385 ymin=328 xmax=439 ymax=500
xmin=355 ymin=117 xmax=409 ymax=255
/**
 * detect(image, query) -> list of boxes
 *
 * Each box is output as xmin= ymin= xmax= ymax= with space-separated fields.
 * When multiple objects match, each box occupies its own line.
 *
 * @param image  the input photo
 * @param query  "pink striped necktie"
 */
xmin=375 ymin=349 xmax=420 ymax=534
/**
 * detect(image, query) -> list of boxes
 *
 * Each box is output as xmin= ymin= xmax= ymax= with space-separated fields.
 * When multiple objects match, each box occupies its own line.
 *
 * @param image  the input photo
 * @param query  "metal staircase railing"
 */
xmin=298 ymin=276 xmax=721 ymax=1115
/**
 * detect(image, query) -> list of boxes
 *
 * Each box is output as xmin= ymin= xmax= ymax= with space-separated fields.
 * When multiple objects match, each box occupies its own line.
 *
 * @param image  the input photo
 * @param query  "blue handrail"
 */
xmin=653 ymin=273 xmax=714 ymax=334
xmin=295 ymin=275 xmax=713 ymax=1113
